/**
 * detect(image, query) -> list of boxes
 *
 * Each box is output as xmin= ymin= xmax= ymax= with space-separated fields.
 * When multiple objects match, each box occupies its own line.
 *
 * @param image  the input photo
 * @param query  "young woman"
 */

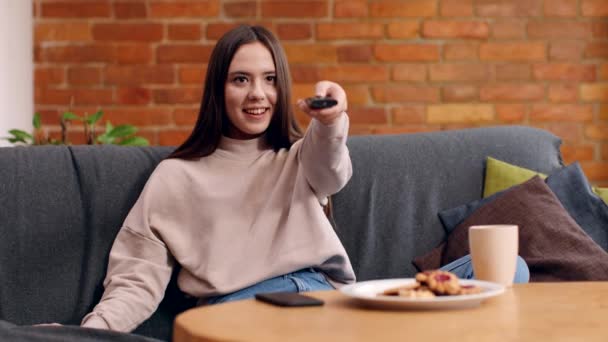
xmin=75 ymin=25 xmax=529 ymax=333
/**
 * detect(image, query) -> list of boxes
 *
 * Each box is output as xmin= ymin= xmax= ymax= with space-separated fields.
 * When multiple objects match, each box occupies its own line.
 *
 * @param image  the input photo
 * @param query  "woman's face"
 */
xmin=224 ymin=42 xmax=277 ymax=140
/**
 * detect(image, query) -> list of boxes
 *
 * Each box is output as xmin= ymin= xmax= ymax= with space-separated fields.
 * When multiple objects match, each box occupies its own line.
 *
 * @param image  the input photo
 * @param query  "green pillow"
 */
xmin=483 ymin=157 xmax=608 ymax=204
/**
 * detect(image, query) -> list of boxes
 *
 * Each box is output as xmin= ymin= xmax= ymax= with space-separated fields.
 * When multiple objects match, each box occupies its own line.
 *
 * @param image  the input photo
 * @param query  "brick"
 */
xmin=480 ymin=84 xmax=545 ymax=101
xmin=348 ymin=126 xmax=373 ymax=135
xmin=101 ymin=106 xmax=171 ymax=127
xmin=261 ymin=1 xmax=327 ymax=18
xmin=602 ymin=105 xmax=608 ymax=120
xmin=149 ymin=1 xmax=220 ymax=17
xmin=491 ymin=20 xmax=526 ymax=39
xmin=73 ymin=89 xmax=114 ymax=105
xmin=335 ymin=0 xmax=367 ymax=17
xmin=105 ymin=66 xmax=175 ymax=85
xmin=292 ymin=83 xmax=317 ymax=102
xmin=290 ymin=66 xmax=320 ymax=83
xmin=580 ymin=161 xmax=608 ymax=182
xmin=337 ymin=45 xmax=373 ymax=63
xmin=317 ymin=65 xmax=389 ymax=83
xmin=442 ymin=85 xmax=478 ymax=102
xmin=43 ymin=45 xmax=115 ymax=63
xmin=159 ymin=129 xmax=191 ymax=146
xmin=343 ymin=85 xmax=370 ymax=106
xmin=495 ymin=64 xmax=531 ymax=81
xmin=371 ymin=85 xmax=440 ymax=103
xmin=530 ymin=104 xmax=594 ymax=122
xmin=173 ymin=107 xmax=199 ymax=126
xmin=153 ymin=87 xmax=202 ymax=104
xmin=604 ymin=142 xmax=608 ymax=161
xmin=116 ymin=87 xmax=151 ymax=105
xmin=283 ymin=44 xmax=337 ymax=63
xmin=35 ymin=88 xmax=73 ymax=105
xmin=168 ymin=24 xmax=202 ymax=41
xmin=441 ymin=0 xmax=473 ymax=16
xmin=444 ymin=43 xmax=478 ymax=60
xmin=534 ymin=122 xmax=581 ymax=142
xmin=317 ymin=23 xmax=384 ymax=40
xmin=42 ymin=1 xmax=110 ymax=18
xmin=206 ymin=23 xmax=240 ymax=40
xmin=114 ymin=2 xmax=147 ymax=19
xmin=429 ymin=64 xmax=489 ymax=81
xmin=585 ymin=43 xmax=608 ymax=58
xmin=224 ymin=1 xmax=257 ymax=17
xmin=392 ymin=106 xmax=426 ymax=124
xmin=115 ymin=45 xmax=153 ymax=64
xmin=386 ymin=22 xmax=420 ymax=39
xmin=35 ymin=23 xmax=92 ymax=42
xmin=549 ymin=41 xmax=585 ymax=61
xmin=277 ymin=24 xmax=312 ymax=40
xmin=391 ymin=64 xmax=427 ymax=82
xmin=422 ymin=21 xmax=489 ymax=39
xmin=592 ymin=22 xmax=608 ymax=38
xmin=560 ymin=144 xmax=595 ymax=162
xmin=427 ymin=104 xmax=494 ymax=124
xmin=347 ymin=107 xmax=388 ymax=125
xmin=580 ymin=83 xmax=608 ymax=101
xmin=601 ymin=64 xmax=608 ymax=80
xmin=157 ymin=45 xmax=214 ymax=63
xmin=48 ymin=130 xmax=87 ymax=145
xmin=372 ymin=125 xmax=440 ymax=135
xmin=370 ymin=0 xmax=437 ymax=18
xmin=528 ymin=22 xmax=592 ymax=39
xmin=544 ymin=0 xmax=577 ymax=17
xmin=179 ymin=65 xmax=207 ymax=84
xmin=496 ymin=104 xmax=527 ymax=122
xmin=374 ymin=44 xmax=440 ymax=62
xmin=35 ymin=67 xmax=65 ymax=85
xmin=480 ymin=42 xmax=545 ymax=61
xmin=68 ymin=67 xmax=101 ymax=85
xmin=549 ymin=84 xmax=578 ymax=102
xmin=475 ymin=0 xmax=542 ymax=17
xmin=533 ymin=63 xmax=596 ymax=81
xmin=582 ymin=0 xmax=608 ymax=16
xmin=93 ymin=24 xmax=163 ymax=42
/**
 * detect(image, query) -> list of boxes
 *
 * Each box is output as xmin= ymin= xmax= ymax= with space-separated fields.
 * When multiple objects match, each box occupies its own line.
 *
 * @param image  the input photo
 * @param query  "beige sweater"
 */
xmin=81 ymin=114 xmax=356 ymax=332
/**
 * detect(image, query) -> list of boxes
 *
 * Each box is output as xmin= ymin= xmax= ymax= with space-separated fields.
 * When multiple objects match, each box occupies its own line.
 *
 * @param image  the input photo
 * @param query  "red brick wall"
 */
xmin=33 ymin=0 xmax=608 ymax=185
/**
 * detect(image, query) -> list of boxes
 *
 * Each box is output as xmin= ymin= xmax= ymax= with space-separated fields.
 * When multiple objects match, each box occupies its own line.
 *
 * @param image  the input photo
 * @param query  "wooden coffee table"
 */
xmin=173 ymin=282 xmax=608 ymax=341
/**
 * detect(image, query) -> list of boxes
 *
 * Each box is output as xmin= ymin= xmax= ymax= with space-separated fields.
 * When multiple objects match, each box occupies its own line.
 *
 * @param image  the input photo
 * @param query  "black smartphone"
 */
xmin=305 ymin=96 xmax=338 ymax=110
xmin=255 ymin=292 xmax=324 ymax=307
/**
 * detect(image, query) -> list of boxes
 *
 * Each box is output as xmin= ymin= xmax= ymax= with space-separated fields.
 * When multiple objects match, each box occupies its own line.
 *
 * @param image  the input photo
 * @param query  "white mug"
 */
xmin=469 ymin=224 xmax=519 ymax=286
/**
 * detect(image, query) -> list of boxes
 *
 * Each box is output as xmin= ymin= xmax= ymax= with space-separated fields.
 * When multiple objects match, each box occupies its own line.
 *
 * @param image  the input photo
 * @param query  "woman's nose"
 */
xmin=247 ymin=82 xmax=265 ymax=100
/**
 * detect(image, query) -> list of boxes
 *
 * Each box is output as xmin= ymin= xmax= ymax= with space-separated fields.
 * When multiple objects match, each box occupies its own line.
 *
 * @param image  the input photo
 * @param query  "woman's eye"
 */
xmin=266 ymin=75 xmax=276 ymax=83
xmin=233 ymin=76 xmax=247 ymax=83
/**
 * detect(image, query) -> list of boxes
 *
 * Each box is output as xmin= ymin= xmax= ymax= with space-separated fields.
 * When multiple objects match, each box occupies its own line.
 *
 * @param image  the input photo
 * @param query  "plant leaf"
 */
xmin=85 ymin=110 xmax=104 ymax=125
xmin=62 ymin=112 xmax=80 ymax=121
xmin=107 ymin=125 xmax=137 ymax=138
xmin=33 ymin=113 xmax=41 ymax=129
xmin=8 ymin=129 xmax=33 ymax=140
xmin=118 ymin=136 xmax=149 ymax=146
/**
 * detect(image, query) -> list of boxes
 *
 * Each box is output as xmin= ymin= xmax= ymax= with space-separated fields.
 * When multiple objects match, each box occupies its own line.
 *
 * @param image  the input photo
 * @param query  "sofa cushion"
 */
xmin=437 ymin=163 xmax=608 ymax=251
xmin=331 ymin=126 xmax=562 ymax=280
xmin=415 ymin=176 xmax=608 ymax=281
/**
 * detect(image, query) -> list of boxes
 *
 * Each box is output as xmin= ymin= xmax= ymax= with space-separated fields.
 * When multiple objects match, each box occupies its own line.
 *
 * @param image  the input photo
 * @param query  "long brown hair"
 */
xmin=167 ymin=25 xmax=303 ymax=160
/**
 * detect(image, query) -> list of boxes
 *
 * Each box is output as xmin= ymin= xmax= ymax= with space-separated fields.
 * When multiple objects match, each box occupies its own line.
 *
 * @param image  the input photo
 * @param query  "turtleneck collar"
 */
xmin=215 ymin=135 xmax=271 ymax=161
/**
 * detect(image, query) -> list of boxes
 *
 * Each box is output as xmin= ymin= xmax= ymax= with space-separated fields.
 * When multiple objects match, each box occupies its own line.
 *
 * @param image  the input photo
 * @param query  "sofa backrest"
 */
xmin=331 ymin=126 xmax=562 ymax=281
xmin=0 ymin=126 xmax=562 ymax=340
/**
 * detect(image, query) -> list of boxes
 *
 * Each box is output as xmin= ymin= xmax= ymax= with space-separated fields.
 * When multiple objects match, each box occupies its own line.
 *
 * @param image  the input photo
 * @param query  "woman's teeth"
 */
xmin=243 ymin=108 xmax=266 ymax=115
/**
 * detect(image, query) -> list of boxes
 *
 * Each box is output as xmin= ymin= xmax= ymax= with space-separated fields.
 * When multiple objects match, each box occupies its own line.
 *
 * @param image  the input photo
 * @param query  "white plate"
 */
xmin=340 ymin=278 xmax=505 ymax=310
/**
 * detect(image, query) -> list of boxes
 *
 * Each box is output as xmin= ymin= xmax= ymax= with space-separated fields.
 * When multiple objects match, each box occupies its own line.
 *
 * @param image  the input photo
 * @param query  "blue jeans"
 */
xmin=204 ymin=268 xmax=334 ymax=305
xmin=441 ymin=255 xmax=530 ymax=283
xmin=203 ymin=255 xmax=530 ymax=305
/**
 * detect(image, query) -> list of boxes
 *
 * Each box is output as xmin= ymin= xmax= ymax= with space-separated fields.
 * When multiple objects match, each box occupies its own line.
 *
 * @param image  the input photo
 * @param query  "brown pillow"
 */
xmin=413 ymin=176 xmax=608 ymax=281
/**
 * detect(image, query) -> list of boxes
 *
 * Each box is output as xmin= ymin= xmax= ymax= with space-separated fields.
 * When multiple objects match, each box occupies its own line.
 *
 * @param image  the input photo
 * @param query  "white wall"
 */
xmin=0 ymin=0 xmax=33 ymax=146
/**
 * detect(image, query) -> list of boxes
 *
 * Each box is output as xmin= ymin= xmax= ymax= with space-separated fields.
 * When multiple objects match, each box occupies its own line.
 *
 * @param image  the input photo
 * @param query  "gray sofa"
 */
xmin=0 ymin=126 xmax=562 ymax=341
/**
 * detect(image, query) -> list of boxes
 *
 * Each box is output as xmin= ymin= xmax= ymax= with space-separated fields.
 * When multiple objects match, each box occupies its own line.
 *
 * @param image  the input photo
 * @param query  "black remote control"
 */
xmin=305 ymin=96 xmax=338 ymax=109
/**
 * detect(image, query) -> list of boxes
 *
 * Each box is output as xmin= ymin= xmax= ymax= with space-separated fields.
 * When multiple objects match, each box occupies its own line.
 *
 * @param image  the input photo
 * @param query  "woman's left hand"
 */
xmin=297 ymin=81 xmax=348 ymax=126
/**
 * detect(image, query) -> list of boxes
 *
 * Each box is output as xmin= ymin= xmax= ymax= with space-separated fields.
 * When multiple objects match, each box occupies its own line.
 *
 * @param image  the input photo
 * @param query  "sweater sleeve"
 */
xmin=298 ymin=113 xmax=353 ymax=202
xmin=81 ymin=164 xmax=175 ymax=333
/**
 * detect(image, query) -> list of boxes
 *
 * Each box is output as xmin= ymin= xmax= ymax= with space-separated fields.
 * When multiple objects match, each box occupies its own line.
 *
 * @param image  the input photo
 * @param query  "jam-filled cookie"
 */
xmin=415 ymin=270 xmax=461 ymax=295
